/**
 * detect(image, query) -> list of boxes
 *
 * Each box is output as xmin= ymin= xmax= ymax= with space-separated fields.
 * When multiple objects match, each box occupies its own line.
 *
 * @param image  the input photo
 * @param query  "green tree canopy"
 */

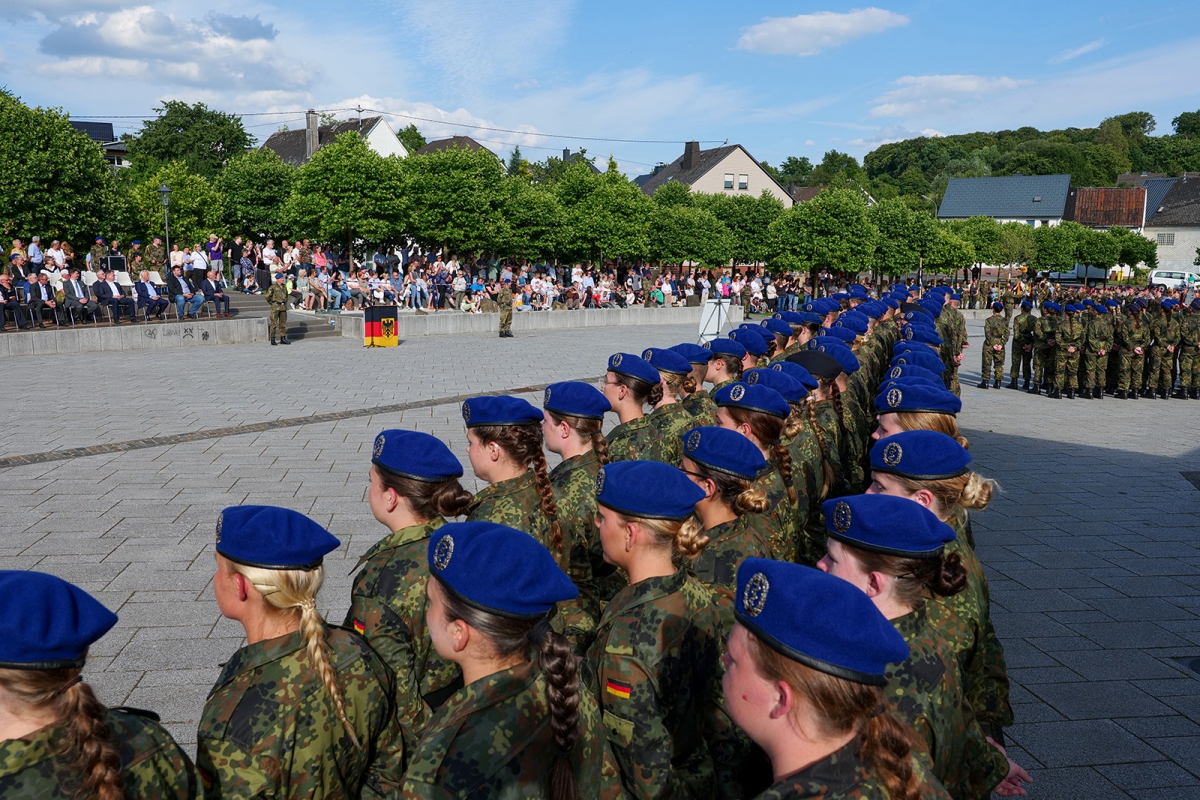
xmin=555 ymin=162 xmax=651 ymax=261
xmin=648 ymin=205 xmax=732 ymax=267
xmin=1173 ymin=111 xmax=1200 ymax=140
xmin=867 ymin=198 xmax=937 ymax=276
xmin=947 ymin=216 xmax=1003 ymax=267
xmin=769 ymin=188 xmax=877 ymax=284
xmin=925 ymin=228 xmax=976 ymax=275
xmin=216 ymin=148 xmax=295 ymax=240
xmin=1109 ymin=225 xmax=1158 ymax=271
xmin=776 ymin=156 xmax=814 ymax=187
xmin=397 ymin=124 xmax=427 ymax=154
xmin=494 ymin=180 xmax=563 ymax=261
xmin=1074 ymin=226 xmax=1120 ymax=271
xmin=130 ymin=162 xmax=224 ymax=248
xmin=696 ymin=191 xmax=785 ymax=265
xmin=1031 ymin=222 xmax=1081 ymax=272
xmin=651 ymin=181 xmax=694 ymax=208
xmin=401 ymin=145 xmax=506 ymax=255
xmin=125 ymin=101 xmax=252 ymax=180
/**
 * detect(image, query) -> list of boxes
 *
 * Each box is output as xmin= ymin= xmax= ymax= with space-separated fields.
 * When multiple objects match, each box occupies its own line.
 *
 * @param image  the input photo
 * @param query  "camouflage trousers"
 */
xmin=1147 ymin=346 xmax=1176 ymax=390
xmin=1033 ymin=348 xmax=1054 ymax=387
xmin=269 ymin=307 xmax=287 ymax=338
xmin=499 ymin=308 xmax=512 ymax=334
xmin=980 ymin=346 xmax=1005 ymax=382
xmin=1054 ymin=348 xmax=1081 ymax=390
xmin=1180 ymin=348 xmax=1200 ymax=388
xmin=1083 ymin=352 xmax=1109 ymax=389
xmin=1117 ymin=350 xmax=1145 ymax=391
xmin=1003 ymin=303 xmax=1013 ymax=322
xmin=942 ymin=364 xmax=961 ymax=396
xmin=1009 ymin=344 xmax=1032 ymax=383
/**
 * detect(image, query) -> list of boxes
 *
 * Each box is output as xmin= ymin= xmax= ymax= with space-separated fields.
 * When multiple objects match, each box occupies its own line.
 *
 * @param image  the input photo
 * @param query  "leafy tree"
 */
xmin=1074 ymin=226 xmax=1119 ymax=273
xmin=125 ymin=101 xmax=253 ymax=179
xmin=947 ymin=216 xmax=1002 ymax=278
xmin=1031 ymin=222 xmax=1081 ymax=273
xmin=0 ymin=90 xmax=118 ymax=247
xmin=866 ymin=198 xmax=937 ymax=276
xmin=506 ymin=146 xmax=531 ymax=180
xmin=283 ymin=133 xmax=403 ymax=255
xmin=1108 ymin=225 xmax=1157 ymax=271
xmin=216 ymin=148 xmax=295 ymax=240
xmin=401 ymin=144 xmax=505 ymax=255
xmin=530 ymin=148 xmax=595 ymax=186
xmin=129 ymin=162 xmax=224 ymax=247
xmin=809 ymin=150 xmax=863 ymax=188
xmin=768 ymin=188 xmax=877 ymax=286
xmin=696 ymin=191 xmax=785 ymax=265
xmin=495 ymin=179 xmax=563 ymax=261
xmin=397 ymin=124 xmax=427 ymax=155
xmin=648 ymin=205 xmax=732 ymax=267
xmin=924 ymin=228 xmax=976 ymax=276
xmin=652 ymin=181 xmax=694 ymax=208
xmin=1104 ymin=111 xmax=1155 ymax=144
xmin=997 ymin=221 xmax=1036 ymax=275
xmin=1173 ymin=111 xmax=1200 ymax=140
xmin=556 ymin=162 xmax=651 ymax=261
xmin=777 ymin=156 xmax=813 ymax=187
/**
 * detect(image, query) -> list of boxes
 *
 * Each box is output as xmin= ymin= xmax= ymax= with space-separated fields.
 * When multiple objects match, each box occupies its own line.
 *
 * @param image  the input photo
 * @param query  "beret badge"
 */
xmin=461 ymin=402 xmax=471 ymax=423
xmin=905 ymin=327 xmax=914 ymax=340
xmin=771 ymin=363 xmax=782 ymax=371
xmin=889 ymin=366 xmax=902 ymax=379
xmin=686 ymin=430 xmax=702 ymax=452
xmin=372 ymin=434 xmax=385 ymax=459
xmin=611 ymin=353 xmax=623 ymax=368
xmin=882 ymin=442 xmax=903 ymax=468
xmin=729 ymin=384 xmax=746 ymax=402
xmin=886 ymin=388 xmax=903 ymax=408
xmin=746 ymin=371 xmax=759 ymax=385
xmin=641 ymin=349 xmax=653 ymax=360
xmin=703 ymin=341 xmax=712 ymax=350
xmin=832 ymin=501 xmax=852 ymax=533
xmin=895 ymin=357 xmax=908 ymax=365
xmin=215 ymin=513 xmax=223 ymax=544
xmin=544 ymin=387 xmax=551 ymax=405
xmin=433 ymin=534 xmax=455 ymax=571
xmin=742 ymin=573 xmax=769 ymax=617
xmin=594 ymin=467 xmax=606 ymax=497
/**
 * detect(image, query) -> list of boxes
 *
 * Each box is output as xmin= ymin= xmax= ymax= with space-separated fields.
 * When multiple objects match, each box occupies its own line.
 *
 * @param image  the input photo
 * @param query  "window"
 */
xmin=1157 ymin=232 xmax=1175 ymax=246
xmin=1025 ymin=220 xmax=1036 ymax=227
xmin=738 ymin=174 xmax=749 ymax=190
xmin=1041 ymin=220 xmax=1050 ymax=227
xmin=724 ymin=173 xmax=734 ymax=189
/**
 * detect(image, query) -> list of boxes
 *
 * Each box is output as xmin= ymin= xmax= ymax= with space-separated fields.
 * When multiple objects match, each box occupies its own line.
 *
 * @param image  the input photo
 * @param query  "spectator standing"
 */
xmin=27 ymin=236 xmax=43 ymax=271
xmin=169 ymin=244 xmax=184 ymax=271
xmin=205 ymin=234 xmax=225 ymax=279
xmin=229 ymin=236 xmax=246 ymax=284
xmin=452 ymin=271 xmax=466 ymax=310
xmin=191 ymin=243 xmax=210 ymax=281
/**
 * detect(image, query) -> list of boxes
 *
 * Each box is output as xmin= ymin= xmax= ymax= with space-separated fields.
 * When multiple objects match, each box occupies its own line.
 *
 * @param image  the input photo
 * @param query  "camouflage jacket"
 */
xmin=264 ymin=283 xmax=288 ymax=307
xmin=1012 ymin=311 xmax=1036 ymax=347
xmin=756 ymin=738 xmax=951 ymax=800
xmin=647 ymin=402 xmax=694 ymax=467
xmin=689 ymin=515 xmax=772 ymax=638
xmin=197 ymin=627 xmax=404 ymax=799
xmin=887 ymin=604 xmax=1008 ymax=800
xmin=1181 ymin=312 xmax=1200 ymax=347
xmin=1085 ymin=313 xmax=1114 ymax=354
xmin=606 ymin=416 xmax=663 ymax=464
xmin=983 ymin=315 xmax=1008 ymax=347
xmin=782 ymin=425 xmax=827 ymax=566
xmin=549 ymin=449 xmax=605 ymax=653
xmin=813 ymin=401 xmax=845 ymax=492
xmin=1151 ymin=313 xmax=1181 ymax=348
xmin=345 ymin=517 xmax=461 ymax=751
xmin=681 ymin=389 xmax=719 ymax=426
xmin=145 ymin=243 xmax=167 ymax=267
xmin=1033 ymin=315 xmax=1058 ymax=349
xmin=1056 ymin=316 xmax=1084 ymax=349
xmin=583 ymin=567 xmax=725 ymax=800
xmin=466 ymin=469 xmax=553 ymax=552
xmin=0 ymin=708 xmax=197 ymax=800
xmin=399 ymin=661 xmax=623 ymax=799
xmin=1116 ymin=314 xmax=1149 ymax=349
xmin=751 ymin=462 xmax=803 ymax=563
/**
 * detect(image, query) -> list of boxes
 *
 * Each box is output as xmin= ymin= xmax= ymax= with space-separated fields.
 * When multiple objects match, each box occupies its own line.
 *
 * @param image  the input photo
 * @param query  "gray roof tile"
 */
xmin=1143 ymin=177 xmax=1200 ymax=227
xmin=938 ymin=174 xmax=1071 ymax=219
xmin=261 ymin=117 xmax=384 ymax=166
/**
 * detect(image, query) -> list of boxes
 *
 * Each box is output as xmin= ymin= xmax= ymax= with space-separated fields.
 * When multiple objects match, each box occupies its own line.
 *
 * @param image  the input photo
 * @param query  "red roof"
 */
xmin=1069 ymin=187 xmax=1146 ymax=228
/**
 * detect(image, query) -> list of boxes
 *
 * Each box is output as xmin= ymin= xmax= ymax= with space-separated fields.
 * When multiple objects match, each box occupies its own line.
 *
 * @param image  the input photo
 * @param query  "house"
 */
xmin=1142 ymin=176 xmax=1200 ymax=273
xmin=788 ymin=186 xmax=823 ymax=204
xmin=637 ymin=142 xmax=794 ymax=207
xmin=261 ymin=111 xmax=407 ymax=166
xmin=414 ymin=136 xmax=501 ymax=161
xmin=937 ymin=174 xmax=1071 ymax=227
xmin=1063 ymin=187 xmax=1147 ymax=231
xmin=562 ymin=148 xmax=600 ymax=174
xmin=69 ymin=120 xmax=129 ymax=168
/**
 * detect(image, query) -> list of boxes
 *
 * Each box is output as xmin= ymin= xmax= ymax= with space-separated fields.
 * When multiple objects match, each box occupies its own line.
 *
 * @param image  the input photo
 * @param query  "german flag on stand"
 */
xmin=364 ymin=306 xmax=399 ymax=347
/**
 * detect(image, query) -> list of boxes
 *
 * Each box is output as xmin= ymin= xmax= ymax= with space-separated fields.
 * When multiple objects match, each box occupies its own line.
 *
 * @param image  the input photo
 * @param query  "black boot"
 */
xmin=1130 ymin=389 xmax=1139 ymax=399
xmin=1160 ymin=388 xmax=1169 ymax=399
xmin=1066 ymin=388 xmax=1075 ymax=399
xmin=977 ymin=380 xmax=989 ymax=389
xmin=1080 ymin=388 xmax=1091 ymax=399
xmin=1023 ymin=378 xmax=1031 ymax=390
xmin=1008 ymin=379 xmax=1018 ymax=389
xmin=270 ymin=337 xmax=277 ymax=346
xmin=1093 ymin=386 xmax=1102 ymax=400
xmin=993 ymin=378 xmax=1002 ymax=389
xmin=1192 ymin=388 xmax=1200 ymax=399
xmin=1027 ymin=384 xmax=1040 ymax=395
xmin=279 ymin=337 xmax=290 ymax=345
xmin=1049 ymin=389 xmax=1062 ymax=399
xmin=1116 ymin=389 xmax=1127 ymax=399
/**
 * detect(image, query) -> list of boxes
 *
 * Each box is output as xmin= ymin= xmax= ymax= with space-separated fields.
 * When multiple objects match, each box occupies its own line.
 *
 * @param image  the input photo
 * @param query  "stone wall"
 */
xmin=0 ymin=317 xmax=267 ymax=358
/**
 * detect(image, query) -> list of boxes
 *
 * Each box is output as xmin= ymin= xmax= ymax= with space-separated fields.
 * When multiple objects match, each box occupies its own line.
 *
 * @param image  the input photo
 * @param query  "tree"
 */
xmin=651 ymin=181 xmax=694 ymax=208
xmin=769 ymin=188 xmax=877 ymax=286
xmin=216 ymin=148 xmax=296 ymax=240
xmin=398 ymin=124 xmax=427 ymax=155
xmin=1109 ymin=225 xmax=1157 ymax=272
xmin=0 ymin=90 xmax=119 ymax=247
xmin=947 ymin=216 xmax=1002 ymax=280
xmin=648 ymin=205 xmax=732 ymax=267
xmin=696 ymin=191 xmax=785 ymax=265
xmin=1174 ymin=111 xmax=1200 ymax=140
xmin=495 ymin=180 xmax=563 ymax=261
xmin=125 ymin=101 xmax=253 ymax=180
xmin=129 ymin=162 xmax=224 ymax=247
xmin=809 ymin=151 xmax=863 ymax=188
xmin=556 ymin=162 xmax=651 ymax=261
xmin=1104 ymin=111 xmax=1155 ymax=144
xmin=506 ymin=146 xmax=531 ymax=180
xmin=996 ymin=221 xmax=1036 ymax=280
xmin=777 ymin=156 xmax=813 ymax=187
xmin=401 ymin=144 xmax=506 ymax=255
xmin=1031 ymin=222 xmax=1081 ymax=273
xmin=925 ymin=228 xmax=976 ymax=276
xmin=866 ymin=198 xmax=937 ymax=277
xmin=1074 ymin=227 xmax=1119 ymax=276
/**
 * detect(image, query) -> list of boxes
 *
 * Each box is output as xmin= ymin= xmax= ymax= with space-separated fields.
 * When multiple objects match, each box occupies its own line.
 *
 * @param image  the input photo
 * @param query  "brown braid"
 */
xmin=473 ymin=424 xmax=563 ymax=556
xmin=713 ymin=353 xmax=743 ymax=381
xmin=841 ymin=542 xmax=968 ymax=606
xmin=530 ymin=446 xmax=563 ymax=556
xmin=662 ymin=372 xmax=689 ymax=400
xmin=772 ymin=444 xmax=797 ymax=505
xmin=374 ymin=466 xmax=474 ymax=520
xmin=0 ymin=668 xmax=123 ymax=800
xmin=722 ymin=406 xmax=796 ymax=504
xmin=611 ymin=371 xmax=661 ymax=406
xmin=828 ymin=381 xmax=850 ymax=443
xmin=806 ymin=400 xmax=835 ymax=498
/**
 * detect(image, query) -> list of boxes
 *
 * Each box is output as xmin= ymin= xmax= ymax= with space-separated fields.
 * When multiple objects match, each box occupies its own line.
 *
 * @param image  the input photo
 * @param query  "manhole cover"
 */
xmin=1182 ymin=472 xmax=1200 ymax=491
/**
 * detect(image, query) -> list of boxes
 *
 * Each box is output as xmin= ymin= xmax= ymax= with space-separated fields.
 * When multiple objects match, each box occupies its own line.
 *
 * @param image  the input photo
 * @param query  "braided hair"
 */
xmin=472 ymin=424 xmax=563 ymax=557
xmin=545 ymin=411 xmax=609 ymax=466
xmin=722 ymin=406 xmax=797 ymax=506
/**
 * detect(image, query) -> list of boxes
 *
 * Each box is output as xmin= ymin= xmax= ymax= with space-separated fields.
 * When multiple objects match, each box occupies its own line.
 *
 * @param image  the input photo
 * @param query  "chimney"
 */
xmin=681 ymin=141 xmax=700 ymax=171
xmin=563 ymin=148 xmax=571 ymax=161
xmin=305 ymin=110 xmax=319 ymax=161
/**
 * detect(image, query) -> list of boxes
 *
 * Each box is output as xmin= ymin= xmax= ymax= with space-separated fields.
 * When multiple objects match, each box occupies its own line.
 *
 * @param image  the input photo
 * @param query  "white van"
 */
xmin=1147 ymin=269 xmax=1199 ymax=291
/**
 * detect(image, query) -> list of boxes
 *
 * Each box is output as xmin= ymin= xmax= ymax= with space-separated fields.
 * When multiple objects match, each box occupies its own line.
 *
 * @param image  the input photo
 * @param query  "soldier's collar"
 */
xmin=599 ymin=566 xmax=688 ymax=624
xmin=208 ymin=629 xmax=307 ymax=699
xmin=353 ymin=518 xmax=447 ymax=573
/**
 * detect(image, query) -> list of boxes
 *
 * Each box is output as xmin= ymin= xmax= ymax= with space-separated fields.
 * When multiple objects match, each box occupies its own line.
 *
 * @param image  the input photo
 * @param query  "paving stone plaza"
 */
xmin=2 ymin=316 xmax=1198 ymax=798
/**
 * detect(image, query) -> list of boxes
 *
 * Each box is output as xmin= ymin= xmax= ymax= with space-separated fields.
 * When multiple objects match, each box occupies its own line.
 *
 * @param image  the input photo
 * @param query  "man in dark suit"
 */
xmin=167 ymin=265 xmax=204 ymax=319
xmin=0 ymin=273 xmax=30 ymax=330
xmin=202 ymin=270 xmax=231 ymax=317
xmin=92 ymin=269 xmax=136 ymax=323
xmin=27 ymin=273 xmax=59 ymax=327
xmin=63 ymin=269 xmax=99 ymax=324
xmin=136 ymin=270 xmax=169 ymax=320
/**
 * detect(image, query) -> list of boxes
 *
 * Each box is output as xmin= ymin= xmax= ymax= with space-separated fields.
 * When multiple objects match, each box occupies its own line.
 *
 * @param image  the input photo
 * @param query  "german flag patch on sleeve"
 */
xmin=353 ymin=619 xmax=365 ymax=635
xmin=605 ymin=678 xmax=632 ymax=700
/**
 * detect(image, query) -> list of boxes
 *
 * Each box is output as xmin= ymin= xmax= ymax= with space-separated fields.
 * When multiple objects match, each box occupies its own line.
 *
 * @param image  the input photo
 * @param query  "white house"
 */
xmin=1142 ymin=176 xmax=1200 ymax=273
xmin=637 ymin=142 xmax=794 ymax=208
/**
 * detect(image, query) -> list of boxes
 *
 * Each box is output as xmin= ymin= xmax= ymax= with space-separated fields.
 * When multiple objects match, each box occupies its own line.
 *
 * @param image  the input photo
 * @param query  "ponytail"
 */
xmin=474 ymin=423 xmax=562 ymax=557
xmin=773 ymin=444 xmax=798 ymax=506
xmin=591 ymin=431 xmax=611 ymax=466
xmin=686 ymin=458 xmax=767 ymax=514
xmin=828 ymin=381 xmax=850 ymax=443
xmin=888 ymin=470 xmax=997 ymax=518
xmin=299 ymin=598 xmax=361 ymax=749
xmin=859 ymin=709 xmax=922 ymax=800
xmin=546 ymin=411 xmax=609 ymax=467
xmin=843 ymin=544 xmax=967 ymax=608
xmin=806 ymin=399 xmax=835 ymax=499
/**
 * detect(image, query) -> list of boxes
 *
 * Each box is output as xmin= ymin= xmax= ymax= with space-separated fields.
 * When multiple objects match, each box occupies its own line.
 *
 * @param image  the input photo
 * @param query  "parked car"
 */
xmin=1147 ymin=269 xmax=1200 ymax=291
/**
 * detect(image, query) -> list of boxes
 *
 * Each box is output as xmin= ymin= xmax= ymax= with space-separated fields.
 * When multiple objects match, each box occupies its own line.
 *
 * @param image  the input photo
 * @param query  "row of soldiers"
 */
xmin=1 ymin=282 xmax=1026 ymax=800
xmin=978 ymin=294 xmax=1200 ymax=399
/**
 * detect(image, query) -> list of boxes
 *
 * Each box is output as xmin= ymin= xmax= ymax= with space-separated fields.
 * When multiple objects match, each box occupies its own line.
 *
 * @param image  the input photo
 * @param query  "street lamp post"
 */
xmin=158 ymin=184 xmax=172 ymax=256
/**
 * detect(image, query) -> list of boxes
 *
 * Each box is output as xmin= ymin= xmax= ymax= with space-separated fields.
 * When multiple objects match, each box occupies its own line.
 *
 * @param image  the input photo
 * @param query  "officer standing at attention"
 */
xmin=1008 ymin=300 xmax=1036 ymax=390
xmin=265 ymin=272 xmax=290 ymax=345
xmin=978 ymin=302 xmax=1009 ymax=389
xmin=498 ymin=277 xmax=514 ymax=338
xmin=87 ymin=236 xmax=108 ymax=274
xmin=402 ymin=521 xmax=622 ymax=799
xmin=200 ymin=506 xmax=405 ymax=798
xmin=1054 ymin=304 xmax=1085 ymax=399
xmin=346 ymin=430 xmax=474 ymax=750
xmin=0 ymin=571 xmax=197 ymax=799
xmin=145 ymin=236 xmax=167 ymax=274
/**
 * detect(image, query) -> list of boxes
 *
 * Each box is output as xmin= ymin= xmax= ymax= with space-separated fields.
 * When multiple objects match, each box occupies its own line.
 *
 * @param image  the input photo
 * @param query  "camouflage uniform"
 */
xmin=682 ymin=388 xmax=720 ymax=426
xmin=1116 ymin=312 xmax=1149 ymax=393
xmin=0 ymin=707 xmax=197 ymax=799
xmin=647 ymin=402 xmax=694 ymax=467
xmin=345 ymin=518 xmax=461 ymax=750
xmin=741 ymin=283 xmax=753 ymax=316
xmin=466 ymin=470 xmax=553 ymax=552
xmin=690 ymin=515 xmax=773 ymax=637
xmin=756 ymin=738 xmax=951 ymax=800
xmin=264 ymin=281 xmax=289 ymax=340
xmin=549 ymin=450 xmax=607 ymax=652
xmin=583 ymin=567 xmax=725 ymax=800
xmin=936 ymin=313 xmax=963 ymax=396
xmin=1032 ymin=313 xmax=1058 ymax=390
xmin=1010 ymin=308 xmax=1036 ymax=387
xmin=1179 ymin=309 xmax=1200 ymax=395
xmin=814 ymin=400 xmax=845 ymax=494
xmin=887 ymin=603 xmax=1008 ymax=800
xmin=1054 ymin=314 xmax=1085 ymax=392
xmin=87 ymin=243 xmax=108 ymax=274
xmin=1148 ymin=309 xmax=1181 ymax=393
xmin=782 ymin=426 xmax=828 ymax=566
xmin=197 ymin=627 xmax=405 ymax=799
xmin=1083 ymin=310 xmax=1114 ymax=394
xmin=145 ymin=243 xmax=167 ymax=271
xmin=980 ymin=314 xmax=1008 ymax=385
xmin=498 ymin=286 xmax=513 ymax=335
xmin=399 ymin=662 xmax=623 ymax=799
xmin=750 ymin=463 xmax=804 ymax=564
xmin=606 ymin=416 xmax=663 ymax=464
xmin=999 ymin=289 xmax=1015 ymax=322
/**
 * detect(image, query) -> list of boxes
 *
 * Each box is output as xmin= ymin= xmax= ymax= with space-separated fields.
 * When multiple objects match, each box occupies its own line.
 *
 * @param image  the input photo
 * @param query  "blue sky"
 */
xmin=4 ymin=0 xmax=1200 ymax=175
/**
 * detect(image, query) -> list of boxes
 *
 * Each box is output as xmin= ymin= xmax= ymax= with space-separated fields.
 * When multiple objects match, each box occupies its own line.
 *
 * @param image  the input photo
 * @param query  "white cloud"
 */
xmin=848 ymin=125 xmax=945 ymax=148
xmin=869 ymin=74 xmax=1031 ymax=118
xmin=805 ymin=139 xmax=817 ymax=146
xmin=1051 ymin=38 xmax=1104 ymax=64
xmin=737 ymin=7 xmax=908 ymax=56
xmin=0 ymin=0 xmax=128 ymax=22
xmin=324 ymin=94 xmax=545 ymax=150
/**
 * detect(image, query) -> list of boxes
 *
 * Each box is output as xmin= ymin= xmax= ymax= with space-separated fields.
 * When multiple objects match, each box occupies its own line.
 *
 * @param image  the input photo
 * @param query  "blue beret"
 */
xmin=992 ymin=302 xmax=1003 ymax=312
xmin=821 ymin=326 xmax=859 ymax=343
xmin=832 ymin=292 xmax=849 ymax=300
xmin=858 ymin=302 xmax=884 ymax=319
xmin=1162 ymin=299 xmax=1178 ymax=309
xmin=1021 ymin=300 xmax=1033 ymax=309
xmin=902 ymin=312 xmax=936 ymax=327
xmin=770 ymin=361 xmax=819 ymax=390
xmin=714 ymin=382 xmax=791 ymax=418
xmin=883 ymin=297 xmax=900 ymax=310
xmin=1191 ymin=300 xmax=1200 ymax=311
xmin=879 ymin=376 xmax=944 ymax=394
xmin=870 ymin=430 xmax=970 ymax=480
xmin=883 ymin=363 xmax=944 ymax=384
xmin=95 ymin=236 xmax=104 ymax=242
xmin=889 ymin=349 xmax=945 ymax=374
xmin=217 ymin=505 xmax=340 ymax=570
xmin=1065 ymin=303 xmax=1078 ymax=312
xmin=745 ymin=368 xmax=808 ymax=403
xmin=428 ymin=521 xmax=577 ymax=618
xmin=729 ymin=328 xmax=768 ymax=357
xmin=463 ymin=395 xmax=543 ymax=427
xmin=798 ymin=311 xmax=824 ymax=325
xmin=950 ymin=293 xmax=961 ymax=301
xmin=704 ymin=338 xmax=747 ymax=359
xmin=1083 ymin=300 xmax=1095 ymax=308
xmin=595 ymin=461 xmax=704 ymax=520
xmin=893 ymin=340 xmax=940 ymax=357
xmin=607 ymin=352 xmax=660 ymax=385
xmin=670 ymin=343 xmax=713 ymax=365
xmin=875 ymin=382 xmax=962 ymax=416
xmin=544 ymin=381 xmax=610 ymax=420
xmin=0 ymin=571 xmax=117 ymax=669
xmin=849 ymin=286 xmax=868 ymax=298
xmin=810 ymin=341 xmax=859 ymax=374
xmin=760 ymin=318 xmax=793 ymax=337
xmin=641 ymin=347 xmax=692 ymax=376
xmin=774 ymin=311 xmax=807 ymax=325
xmin=787 ymin=350 xmax=842 ymax=379
xmin=681 ymin=425 xmax=767 ymax=480
xmin=372 ymin=429 xmax=463 ymax=481
xmin=735 ymin=559 xmax=908 ymax=685
xmin=1043 ymin=301 xmax=1061 ymax=313
xmin=1105 ymin=299 xmax=1120 ymax=308
xmin=824 ymin=495 xmax=955 ymax=558
xmin=131 ymin=239 xmax=141 ymax=245
xmin=901 ymin=324 xmax=943 ymax=346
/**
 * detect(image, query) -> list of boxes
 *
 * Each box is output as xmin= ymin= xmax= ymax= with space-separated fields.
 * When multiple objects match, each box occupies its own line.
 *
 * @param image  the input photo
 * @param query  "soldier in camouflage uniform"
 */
xmin=1147 ymin=300 xmax=1182 ymax=398
xmin=740 ymin=278 xmax=753 ymax=317
xmin=601 ymin=352 xmax=665 ymax=463
xmin=1008 ymin=300 xmax=1036 ymax=389
xmin=1116 ymin=302 xmax=1150 ymax=399
xmin=498 ymin=277 xmax=514 ymax=337
xmin=1176 ymin=300 xmax=1200 ymax=398
xmin=1082 ymin=300 xmax=1115 ymax=399
xmin=672 ymin=343 xmax=721 ymax=425
xmin=200 ymin=506 xmax=404 ymax=799
xmin=265 ymin=272 xmax=290 ymax=345
xmin=643 ymin=347 xmax=700 ymax=467
xmin=145 ymin=235 xmax=167 ymax=273
xmin=124 ymin=239 xmax=143 ymax=267
xmin=585 ymin=462 xmax=733 ymax=800
xmin=1030 ymin=301 xmax=1060 ymax=395
xmin=405 ymin=521 xmax=622 ymax=799
xmin=87 ymin=236 xmax=108 ymax=275
xmin=345 ymin=430 xmax=474 ymax=751
xmin=0 ymin=572 xmax=197 ymax=800
xmin=999 ymin=285 xmax=1016 ymax=322
xmin=978 ymin=303 xmax=1008 ymax=389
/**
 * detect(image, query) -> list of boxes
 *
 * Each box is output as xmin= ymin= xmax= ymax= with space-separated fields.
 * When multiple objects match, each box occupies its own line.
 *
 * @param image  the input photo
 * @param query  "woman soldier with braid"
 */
xmin=401 ymin=521 xmax=621 ymax=799
xmin=669 ymin=343 xmax=719 ymax=425
xmin=600 ymin=353 xmax=664 ymax=463
xmin=0 ymin=571 xmax=196 ymax=800
xmin=641 ymin=347 xmax=699 ymax=466
xmin=713 ymin=383 xmax=804 ymax=563
xmin=201 ymin=506 xmax=404 ymax=799
xmin=585 ymin=460 xmax=730 ymax=800
xmin=463 ymin=395 xmax=562 ymax=558
xmin=787 ymin=351 xmax=846 ymax=495
xmin=345 ymin=430 xmax=474 ymax=750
